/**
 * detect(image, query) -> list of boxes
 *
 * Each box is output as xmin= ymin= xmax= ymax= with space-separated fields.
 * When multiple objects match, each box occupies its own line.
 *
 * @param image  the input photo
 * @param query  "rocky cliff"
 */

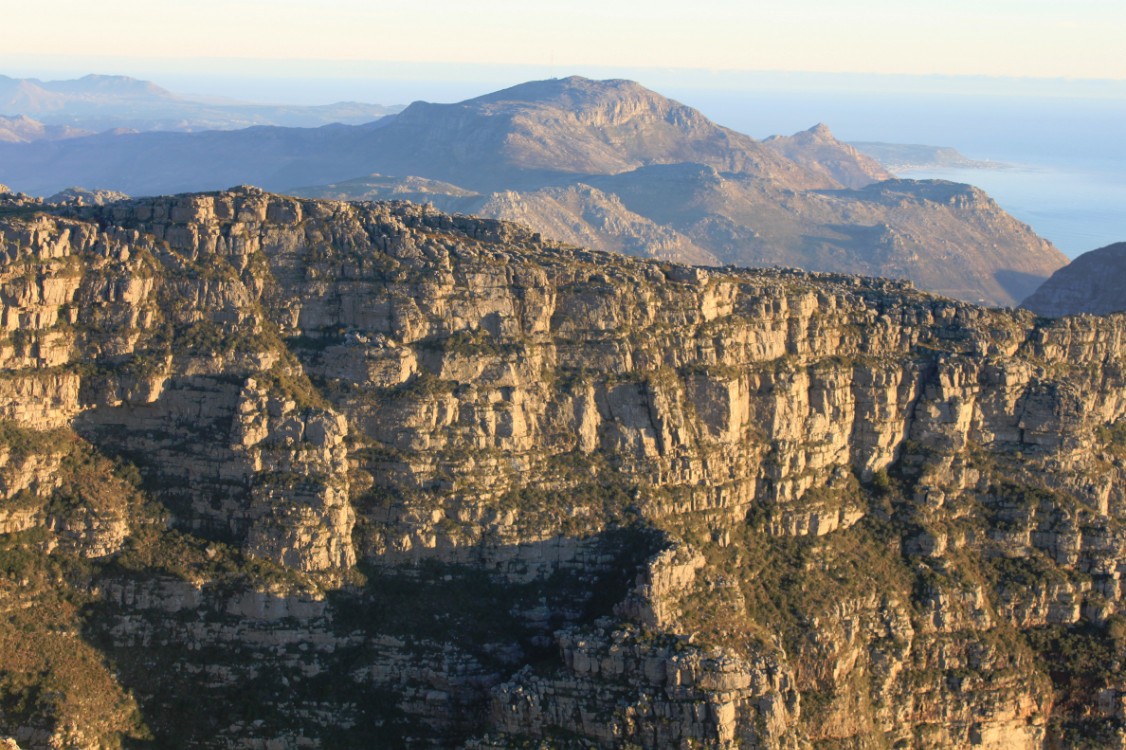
xmin=1022 ymin=241 xmax=1126 ymax=317
xmin=0 ymin=187 xmax=1124 ymax=749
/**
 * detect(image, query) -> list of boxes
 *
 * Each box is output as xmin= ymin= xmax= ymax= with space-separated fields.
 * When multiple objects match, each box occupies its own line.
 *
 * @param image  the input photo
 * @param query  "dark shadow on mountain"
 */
xmin=80 ymin=526 xmax=665 ymax=748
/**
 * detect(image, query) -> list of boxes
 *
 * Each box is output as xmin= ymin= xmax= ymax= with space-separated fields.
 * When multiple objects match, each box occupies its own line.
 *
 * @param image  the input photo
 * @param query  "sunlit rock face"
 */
xmin=0 ymin=188 xmax=1124 ymax=749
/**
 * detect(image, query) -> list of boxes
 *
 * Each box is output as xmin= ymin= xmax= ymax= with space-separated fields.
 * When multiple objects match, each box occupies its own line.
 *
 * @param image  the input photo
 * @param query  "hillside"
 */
xmin=0 ymin=76 xmax=1067 ymax=306
xmin=0 ymin=187 xmax=1124 ymax=749
xmin=1021 ymin=241 xmax=1126 ymax=317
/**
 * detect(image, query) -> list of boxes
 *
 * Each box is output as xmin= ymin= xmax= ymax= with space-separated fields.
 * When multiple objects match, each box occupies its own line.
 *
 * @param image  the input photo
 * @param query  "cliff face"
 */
xmin=0 ymin=188 xmax=1125 ymax=749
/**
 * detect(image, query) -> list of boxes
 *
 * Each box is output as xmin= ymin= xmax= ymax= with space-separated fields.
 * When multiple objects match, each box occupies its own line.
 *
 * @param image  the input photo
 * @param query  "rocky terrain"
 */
xmin=1021 ymin=241 xmax=1126 ymax=317
xmin=0 ymin=186 xmax=1124 ymax=748
xmin=0 ymin=76 xmax=1066 ymax=306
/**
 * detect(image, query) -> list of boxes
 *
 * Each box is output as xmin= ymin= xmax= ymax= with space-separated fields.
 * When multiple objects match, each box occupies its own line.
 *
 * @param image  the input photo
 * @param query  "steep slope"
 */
xmin=0 ymin=188 xmax=1124 ymax=748
xmin=299 ymin=174 xmax=717 ymax=265
xmin=1022 ymin=241 xmax=1126 ymax=317
xmin=764 ymin=123 xmax=893 ymax=188
xmin=585 ymin=166 xmax=1063 ymax=305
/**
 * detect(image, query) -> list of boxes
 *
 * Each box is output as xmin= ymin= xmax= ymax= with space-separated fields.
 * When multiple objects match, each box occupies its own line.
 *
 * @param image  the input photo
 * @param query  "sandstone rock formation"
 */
xmin=0 ymin=188 xmax=1123 ymax=748
xmin=1021 ymin=241 xmax=1126 ymax=317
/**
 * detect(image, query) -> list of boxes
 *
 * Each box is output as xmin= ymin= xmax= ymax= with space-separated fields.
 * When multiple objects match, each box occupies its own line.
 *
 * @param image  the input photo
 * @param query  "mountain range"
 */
xmin=0 ymin=73 xmax=401 ymax=132
xmin=0 ymin=75 xmax=1067 ymax=306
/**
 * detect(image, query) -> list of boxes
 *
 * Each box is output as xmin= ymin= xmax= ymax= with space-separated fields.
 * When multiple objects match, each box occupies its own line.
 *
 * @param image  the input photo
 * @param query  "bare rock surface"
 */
xmin=0 ymin=189 xmax=1122 ymax=748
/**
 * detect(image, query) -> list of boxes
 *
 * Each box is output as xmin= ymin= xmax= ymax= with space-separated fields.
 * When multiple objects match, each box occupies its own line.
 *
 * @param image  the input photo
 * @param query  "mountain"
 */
xmin=0 ymin=76 xmax=1066 ymax=306
xmin=1021 ymin=241 xmax=1126 ymax=316
xmin=0 ymin=114 xmax=92 ymax=143
xmin=851 ymin=141 xmax=1003 ymax=172
xmin=763 ymin=123 xmax=893 ymax=188
xmin=298 ymin=173 xmax=717 ymax=264
xmin=0 ymin=188 xmax=1125 ymax=748
xmin=0 ymin=73 xmax=401 ymax=132
xmin=351 ymin=76 xmax=829 ymax=191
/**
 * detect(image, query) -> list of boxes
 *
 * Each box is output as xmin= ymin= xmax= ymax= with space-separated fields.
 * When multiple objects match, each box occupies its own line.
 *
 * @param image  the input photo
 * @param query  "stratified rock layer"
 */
xmin=0 ymin=188 xmax=1124 ymax=749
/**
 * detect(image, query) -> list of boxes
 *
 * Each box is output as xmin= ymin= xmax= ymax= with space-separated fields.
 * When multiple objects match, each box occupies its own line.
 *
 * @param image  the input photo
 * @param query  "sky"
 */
xmin=3 ymin=0 xmax=1125 ymax=96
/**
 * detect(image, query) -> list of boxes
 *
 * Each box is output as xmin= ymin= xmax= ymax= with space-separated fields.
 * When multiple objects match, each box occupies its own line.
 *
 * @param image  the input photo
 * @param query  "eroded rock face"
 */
xmin=0 ymin=188 xmax=1125 ymax=748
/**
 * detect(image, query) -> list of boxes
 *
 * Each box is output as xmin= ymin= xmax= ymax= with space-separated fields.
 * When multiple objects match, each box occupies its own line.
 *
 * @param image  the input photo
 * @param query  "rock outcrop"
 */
xmin=0 ymin=188 xmax=1123 ymax=748
xmin=1022 ymin=241 xmax=1126 ymax=317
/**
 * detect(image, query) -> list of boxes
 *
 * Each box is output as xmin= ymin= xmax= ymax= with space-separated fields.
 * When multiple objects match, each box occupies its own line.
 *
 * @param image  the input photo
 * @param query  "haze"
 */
xmin=4 ymin=0 xmax=1125 ymax=93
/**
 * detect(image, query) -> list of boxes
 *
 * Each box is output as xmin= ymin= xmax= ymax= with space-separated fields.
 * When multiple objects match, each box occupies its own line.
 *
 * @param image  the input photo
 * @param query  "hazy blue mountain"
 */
xmin=0 ymin=73 xmax=401 ymax=132
xmin=850 ymin=141 xmax=1003 ymax=172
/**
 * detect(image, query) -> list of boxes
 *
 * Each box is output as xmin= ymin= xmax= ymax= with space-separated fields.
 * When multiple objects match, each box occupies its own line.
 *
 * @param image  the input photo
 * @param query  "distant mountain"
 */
xmin=0 ymin=73 xmax=401 ymax=132
xmin=45 ymin=186 xmax=130 ymax=206
xmin=1021 ymin=242 xmax=1126 ymax=317
xmin=361 ymin=77 xmax=829 ymax=191
xmin=0 ymin=114 xmax=92 ymax=143
xmin=300 ymin=173 xmax=716 ymax=265
xmin=851 ymin=141 xmax=1003 ymax=172
xmin=764 ymin=123 xmax=892 ymax=188
xmin=0 ymin=75 xmax=1066 ymax=305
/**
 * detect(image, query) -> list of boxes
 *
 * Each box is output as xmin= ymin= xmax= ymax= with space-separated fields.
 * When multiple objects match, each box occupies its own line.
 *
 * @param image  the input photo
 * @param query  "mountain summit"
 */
xmin=763 ymin=122 xmax=893 ymax=188
xmin=362 ymin=75 xmax=828 ymax=191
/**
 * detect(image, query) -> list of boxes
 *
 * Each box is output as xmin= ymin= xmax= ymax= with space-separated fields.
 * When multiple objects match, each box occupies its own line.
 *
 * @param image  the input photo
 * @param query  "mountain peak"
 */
xmin=763 ymin=122 xmax=893 ymax=189
xmin=469 ymin=75 xmax=652 ymax=105
xmin=807 ymin=122 xmax=835 ymax=138
xmin=382 ymin=76 xmax=828 ymax=192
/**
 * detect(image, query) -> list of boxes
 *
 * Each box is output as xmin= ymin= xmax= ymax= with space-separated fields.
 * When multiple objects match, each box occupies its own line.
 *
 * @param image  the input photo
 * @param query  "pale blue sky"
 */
xmin=3 ymin=0 xmax=1124 ymax=81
